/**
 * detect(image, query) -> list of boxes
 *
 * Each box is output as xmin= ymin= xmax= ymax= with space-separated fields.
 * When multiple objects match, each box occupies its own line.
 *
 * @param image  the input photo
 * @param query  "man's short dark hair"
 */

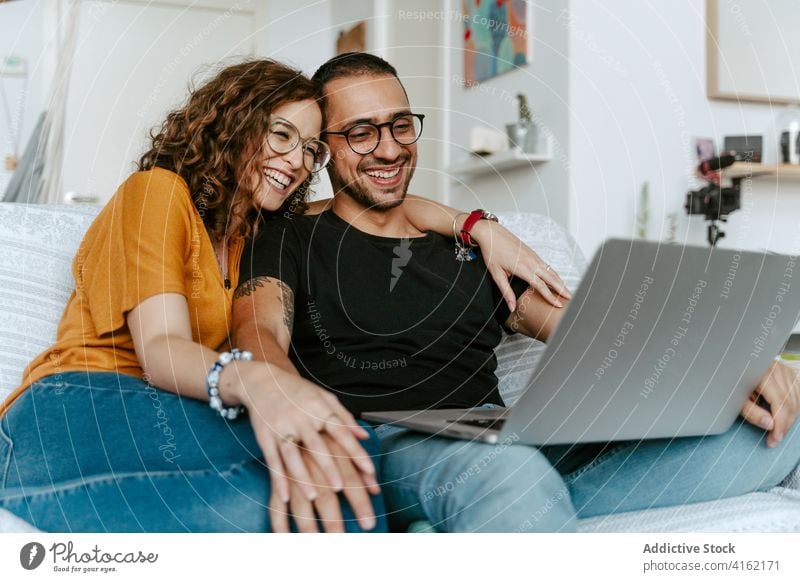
xmin=312 ymin=52 xmax=399 ymax=88
xmin=311 ymin=52 xmax=407 ymax=115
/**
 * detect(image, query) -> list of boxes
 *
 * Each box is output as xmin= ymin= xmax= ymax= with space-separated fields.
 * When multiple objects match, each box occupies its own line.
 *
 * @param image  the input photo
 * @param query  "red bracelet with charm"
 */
xmin=459 ymin=209 xmax=499 ymax=247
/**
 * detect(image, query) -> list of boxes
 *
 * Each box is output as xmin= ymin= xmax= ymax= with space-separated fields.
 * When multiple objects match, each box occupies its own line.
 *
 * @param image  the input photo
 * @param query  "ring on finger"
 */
xmin=545 ymin=264 xmax=552 ymax=272
xmin=280 ymin=434 xmax=300 ymax=446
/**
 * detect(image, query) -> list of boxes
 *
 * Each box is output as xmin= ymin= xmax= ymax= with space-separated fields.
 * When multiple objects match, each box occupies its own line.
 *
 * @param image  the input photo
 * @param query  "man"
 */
xmin=233 ymin=52 xmax=800 ymax=532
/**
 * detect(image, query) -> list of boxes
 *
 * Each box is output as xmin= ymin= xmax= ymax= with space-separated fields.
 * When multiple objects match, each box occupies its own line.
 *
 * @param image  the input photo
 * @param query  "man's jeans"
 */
xmin=0 ymin=372 xmax=387 ymax=532
xmin=376 ymin=415 xmax=800 ymax=532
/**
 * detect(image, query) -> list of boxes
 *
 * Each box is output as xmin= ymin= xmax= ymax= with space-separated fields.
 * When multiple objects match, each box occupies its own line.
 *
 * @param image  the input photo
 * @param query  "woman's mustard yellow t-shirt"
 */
xmin=0 ymin=168 xmax=243 ymax=417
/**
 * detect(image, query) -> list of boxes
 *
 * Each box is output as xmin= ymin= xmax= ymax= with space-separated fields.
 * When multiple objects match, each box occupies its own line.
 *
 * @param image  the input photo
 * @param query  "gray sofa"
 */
xmin=1 ymin=202 xmax=799 ymax=532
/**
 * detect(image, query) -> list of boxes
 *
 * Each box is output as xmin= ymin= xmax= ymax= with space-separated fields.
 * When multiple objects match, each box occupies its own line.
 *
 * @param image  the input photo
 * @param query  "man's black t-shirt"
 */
xmin=240 ymin=209 xmax=527 ymax=416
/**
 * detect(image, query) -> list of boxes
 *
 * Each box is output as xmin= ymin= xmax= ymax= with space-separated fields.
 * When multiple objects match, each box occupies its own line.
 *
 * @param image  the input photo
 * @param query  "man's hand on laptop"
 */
xmin=271 ymin=433 xmax=381 ymax=533
xmin=470 ymin=219 xmax=572 ymax=312
xmin=740 ymin=361 xmax=800 ymax=448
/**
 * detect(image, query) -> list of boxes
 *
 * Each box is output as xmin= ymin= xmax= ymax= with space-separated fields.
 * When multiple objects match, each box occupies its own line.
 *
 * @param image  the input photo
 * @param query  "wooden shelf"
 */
xmin=723 ymin=162 xmax=800 ymax=180
xmin=448 ymin=136 xmax=553 ymax=180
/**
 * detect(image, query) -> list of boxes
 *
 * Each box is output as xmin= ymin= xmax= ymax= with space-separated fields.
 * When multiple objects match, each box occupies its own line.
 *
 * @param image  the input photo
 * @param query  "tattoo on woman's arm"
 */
xmin=234 ymin=276 xmax=295 ymax=334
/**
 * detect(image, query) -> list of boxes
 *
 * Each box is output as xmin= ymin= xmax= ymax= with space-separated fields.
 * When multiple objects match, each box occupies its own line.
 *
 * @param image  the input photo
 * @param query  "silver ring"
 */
xmin=545 ymin=264 xmax=552 ymax=272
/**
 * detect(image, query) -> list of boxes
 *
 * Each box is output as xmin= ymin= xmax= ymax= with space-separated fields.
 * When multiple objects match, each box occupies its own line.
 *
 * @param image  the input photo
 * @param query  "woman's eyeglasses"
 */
xmin=324 ymin=113 xmax=425 ymax=155
xmin=267 ymin=117 xmax=331 ymax=174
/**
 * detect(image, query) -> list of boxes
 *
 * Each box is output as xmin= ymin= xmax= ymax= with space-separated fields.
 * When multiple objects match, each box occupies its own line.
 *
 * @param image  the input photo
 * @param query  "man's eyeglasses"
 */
xmin=324 ymin=113 xmax=425 ymax=155
xmin=267 ymin=117 xmax=331 ymax=173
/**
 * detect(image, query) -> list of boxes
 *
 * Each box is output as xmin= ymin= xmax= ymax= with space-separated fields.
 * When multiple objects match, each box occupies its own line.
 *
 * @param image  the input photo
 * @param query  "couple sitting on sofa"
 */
xmin=1 ymin=52 xmax=799 ymax=533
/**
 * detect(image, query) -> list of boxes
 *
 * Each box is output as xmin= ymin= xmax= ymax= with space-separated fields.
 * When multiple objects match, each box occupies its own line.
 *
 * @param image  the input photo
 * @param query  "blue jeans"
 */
xmin=0 ymin=372 xmax=387 ymax=532
xmin=376 ymin=416 xmax=800 ymax=532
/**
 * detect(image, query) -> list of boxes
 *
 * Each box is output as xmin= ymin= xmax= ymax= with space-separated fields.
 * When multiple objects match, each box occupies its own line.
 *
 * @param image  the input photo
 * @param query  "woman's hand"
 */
xmin=740 ymin=360 xmax=800 ymax=447
xmin=232 ymin=362 xmax=378 ymax=529
xmin=471 ymin=219 xmax=572 ymax=312
xmin=270 ymin=432 xmax=381 ymax=533
xmin=396 ymin=195 xmax=570 ymax=310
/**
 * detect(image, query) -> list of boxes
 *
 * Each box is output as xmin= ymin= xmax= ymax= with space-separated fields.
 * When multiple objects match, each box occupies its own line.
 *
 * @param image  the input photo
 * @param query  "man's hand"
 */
xmin=740 ymin=360 xmax=800 ymax=447
xmin=269 ymin=432 xmax=382 ymax=533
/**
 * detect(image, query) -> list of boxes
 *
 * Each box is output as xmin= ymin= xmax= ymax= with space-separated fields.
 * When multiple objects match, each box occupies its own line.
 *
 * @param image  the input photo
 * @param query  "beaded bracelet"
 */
xmin=207 ymin=348 xmax=252 ymax=420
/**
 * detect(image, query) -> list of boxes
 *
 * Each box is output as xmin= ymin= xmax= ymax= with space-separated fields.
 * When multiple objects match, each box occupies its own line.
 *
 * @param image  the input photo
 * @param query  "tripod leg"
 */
xmin=707 ymin=222 xmax=725 ymax=246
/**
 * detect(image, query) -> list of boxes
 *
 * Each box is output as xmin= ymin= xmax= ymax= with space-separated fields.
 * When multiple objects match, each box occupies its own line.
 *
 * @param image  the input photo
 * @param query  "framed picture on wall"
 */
xmin=694 ymin=137 xmax=717 ymax=164
xmin=706 ymin=0 xmax=800 ymax=104
xmin=463 ymin=0 xmax=532 ymax=85
xmin=336 ymin=22 xmax=366 ymax=55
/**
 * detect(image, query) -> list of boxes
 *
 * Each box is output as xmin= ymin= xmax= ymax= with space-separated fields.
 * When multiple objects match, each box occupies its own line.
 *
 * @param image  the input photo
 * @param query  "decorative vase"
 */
xmin=778 ymin=105 xmax=800 ymax=165
xmin=505 ymin=121 xmax=538 ymax=153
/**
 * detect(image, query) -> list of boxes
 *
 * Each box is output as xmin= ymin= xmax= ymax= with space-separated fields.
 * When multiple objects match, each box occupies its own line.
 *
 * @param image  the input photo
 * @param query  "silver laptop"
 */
xmin=363 ymin=239 xmax=800 ymax=445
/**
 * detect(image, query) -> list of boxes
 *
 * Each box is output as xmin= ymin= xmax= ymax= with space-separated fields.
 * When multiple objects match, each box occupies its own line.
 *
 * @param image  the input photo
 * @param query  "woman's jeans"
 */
xmin=0 ymin=372 xmax=387 ymax=532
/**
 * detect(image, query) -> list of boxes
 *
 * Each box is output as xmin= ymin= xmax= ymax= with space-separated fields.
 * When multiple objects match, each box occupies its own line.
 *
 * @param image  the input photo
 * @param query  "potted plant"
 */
xmin=506 ymin=93 xmax=538 ymax=153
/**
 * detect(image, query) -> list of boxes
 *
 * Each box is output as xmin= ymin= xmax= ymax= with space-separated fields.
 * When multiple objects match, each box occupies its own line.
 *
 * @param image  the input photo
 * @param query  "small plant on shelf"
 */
xmin=517 ymin=93 xmax=533 ymax=124
xmin=506 ymin=93 xmax=537 ymax=153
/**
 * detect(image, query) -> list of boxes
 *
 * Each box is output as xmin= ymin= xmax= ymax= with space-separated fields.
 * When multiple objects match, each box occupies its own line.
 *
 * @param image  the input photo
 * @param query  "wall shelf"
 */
xmin=723 ymin=162 xmax=800 ymax=181
xmin=448 ymin=136 xmax=553 ymax=180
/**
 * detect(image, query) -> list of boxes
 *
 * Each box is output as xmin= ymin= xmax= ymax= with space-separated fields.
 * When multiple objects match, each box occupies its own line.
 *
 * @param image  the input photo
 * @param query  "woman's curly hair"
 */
xmin=138 ymin=59 xmax=320 ymax=242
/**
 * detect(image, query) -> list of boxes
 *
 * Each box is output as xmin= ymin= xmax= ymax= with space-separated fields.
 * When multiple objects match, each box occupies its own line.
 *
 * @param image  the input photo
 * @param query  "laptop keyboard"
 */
xmin=451 ymin=417 xmax=507 ymax=432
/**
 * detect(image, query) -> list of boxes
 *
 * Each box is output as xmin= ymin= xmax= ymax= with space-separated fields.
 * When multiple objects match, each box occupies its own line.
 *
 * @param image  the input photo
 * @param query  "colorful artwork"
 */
xmin=463 ymin=0 xmax=530 ymax=85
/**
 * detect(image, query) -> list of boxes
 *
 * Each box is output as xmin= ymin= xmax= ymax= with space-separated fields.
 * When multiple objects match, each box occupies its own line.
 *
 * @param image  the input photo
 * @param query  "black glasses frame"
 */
xmin=324 ymin=113 xmax=425 ymax=155
xmin=267 ymin=116 xmax=331 ymax=174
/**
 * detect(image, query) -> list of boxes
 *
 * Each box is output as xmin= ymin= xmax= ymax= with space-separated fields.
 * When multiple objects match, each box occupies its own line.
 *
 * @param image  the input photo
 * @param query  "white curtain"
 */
xmin=39 ymin=0 xmax=81 ymax=204
xmin=2 ymin=0 xmax=81 ymax=204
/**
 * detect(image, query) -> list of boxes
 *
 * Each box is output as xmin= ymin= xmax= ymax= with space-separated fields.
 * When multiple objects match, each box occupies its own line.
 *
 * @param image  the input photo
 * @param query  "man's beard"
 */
xmin=329 ymin=158 xmax=415 ymax=212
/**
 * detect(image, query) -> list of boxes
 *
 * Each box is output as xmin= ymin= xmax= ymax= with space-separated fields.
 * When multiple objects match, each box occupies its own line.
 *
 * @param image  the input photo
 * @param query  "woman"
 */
xmin=0 ymin=59 xmax=569 ymax=533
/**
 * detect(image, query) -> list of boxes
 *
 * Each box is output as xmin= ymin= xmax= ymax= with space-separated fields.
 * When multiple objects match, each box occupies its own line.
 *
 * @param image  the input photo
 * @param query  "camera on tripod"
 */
xmin=684 ymin=154 xmax=741 ymax=246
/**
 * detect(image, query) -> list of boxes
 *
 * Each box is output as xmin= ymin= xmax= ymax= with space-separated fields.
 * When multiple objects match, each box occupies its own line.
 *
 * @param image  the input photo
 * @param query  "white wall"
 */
xmin=567 ymin=0 xmax=800 ymax=257
xmin=439 ymin=0 xmax=800 ymax=257
xmin=14 ymin=0 xmax=798 ymax=244
xmin=0 ymin=0 xmax=44 ymax=196
xmin=384 ymin=0 xmax=442 ymax=198
xmin=61 ymin=0 xmax=257 ymax=203
xmin=255 ymin=0 xmax=334 ymax=74
xmin=251 ymin=0 xmax=338 ymax=201
xmin=254 ymin=0 xmax=401 ymax=201
xmin=19 ymin=0 xmax=340 ymax=203
xmin=4 ymin=0 xmax=444 ymax=204
xmin=445 ymin=0 xmax=572 ymax=227
xmin=329 ymin=0 xmax=386 ymax=54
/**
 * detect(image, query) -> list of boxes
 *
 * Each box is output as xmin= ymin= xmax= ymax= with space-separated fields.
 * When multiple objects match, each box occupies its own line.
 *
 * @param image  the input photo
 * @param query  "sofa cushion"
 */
xmin=0 ymin=203 xmax=101 ymax=403
xmin=578 ymin=489 xmax=800 ymax=532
